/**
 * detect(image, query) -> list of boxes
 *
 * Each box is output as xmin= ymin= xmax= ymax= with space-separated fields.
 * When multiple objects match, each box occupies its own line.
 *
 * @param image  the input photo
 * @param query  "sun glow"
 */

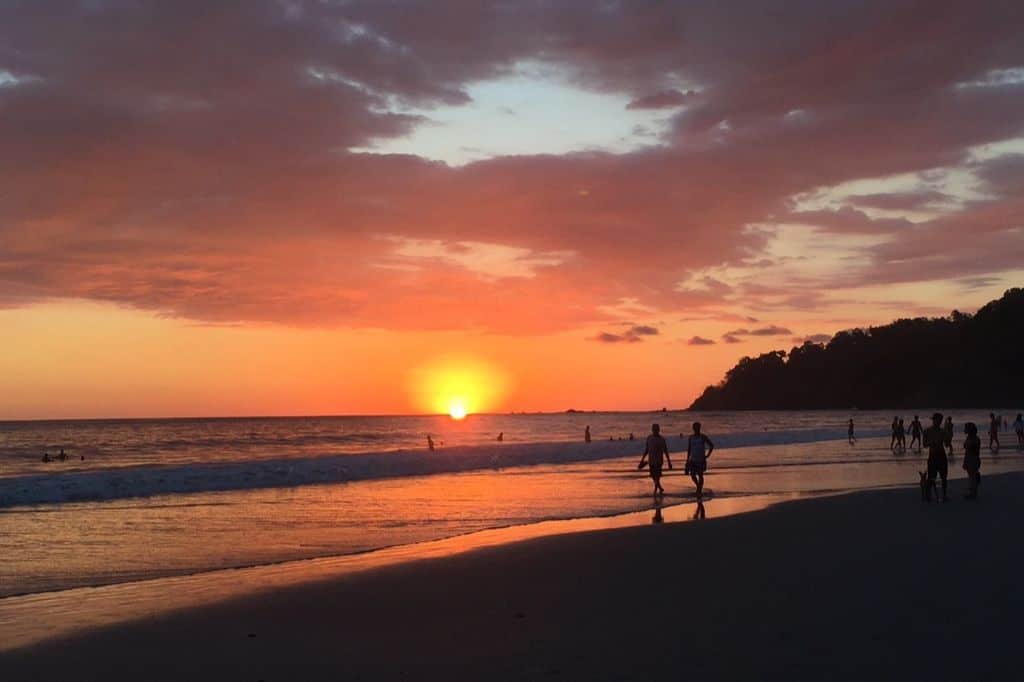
xmin=411 ymin=356 xmax=509 ymax=416
xmin=448 ymin=401 xmax=468 ymax=420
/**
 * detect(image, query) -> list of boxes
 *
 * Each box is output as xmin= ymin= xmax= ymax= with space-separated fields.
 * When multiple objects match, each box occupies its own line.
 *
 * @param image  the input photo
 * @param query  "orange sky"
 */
xmin=2 ymin=3 xmax=1023 ymax=419
xmin=0 ymin=302 xmax=736 ymax=419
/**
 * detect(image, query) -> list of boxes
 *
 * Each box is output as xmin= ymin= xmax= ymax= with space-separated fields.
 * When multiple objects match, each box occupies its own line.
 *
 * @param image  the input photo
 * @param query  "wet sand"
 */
xmin=3 ymin=472 xmax=1021 ymax=681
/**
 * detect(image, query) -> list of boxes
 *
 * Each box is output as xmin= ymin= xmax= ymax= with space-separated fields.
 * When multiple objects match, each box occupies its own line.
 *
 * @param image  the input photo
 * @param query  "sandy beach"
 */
xmin=3 ymin=470 xmax=1021 ymax=681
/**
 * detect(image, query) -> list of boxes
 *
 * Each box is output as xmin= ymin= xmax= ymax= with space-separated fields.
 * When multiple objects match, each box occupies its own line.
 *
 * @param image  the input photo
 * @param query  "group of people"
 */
xmin=989 ymin=412 xmax=1024 ymax=452
xmin=636 ymin=422 xmax=715 ymax=499
xmin=888 ymin=415 xmax=957 ymax=456
xmin=887 ymin=412 xmax=1024 ymax=456
xmin=920 ymin=412 xmax=984 ymax=502
xmin=40 ymin=448 xmax=80 ymax=462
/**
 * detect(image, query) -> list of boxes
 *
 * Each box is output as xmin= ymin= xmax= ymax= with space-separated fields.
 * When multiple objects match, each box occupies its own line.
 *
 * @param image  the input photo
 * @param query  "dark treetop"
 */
xmin=689 ymin=288 xmax=1023 ymax=410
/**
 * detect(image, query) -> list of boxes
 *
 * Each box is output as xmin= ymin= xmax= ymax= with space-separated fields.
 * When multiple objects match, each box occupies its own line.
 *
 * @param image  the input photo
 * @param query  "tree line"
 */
xmin=689 ymin=288 xmax=1023 ymax=410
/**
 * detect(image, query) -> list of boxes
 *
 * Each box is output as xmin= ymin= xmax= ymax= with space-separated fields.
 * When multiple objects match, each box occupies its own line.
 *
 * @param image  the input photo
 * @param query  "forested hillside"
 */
xmin=689 ymin=289 xmax=1023 ymax=410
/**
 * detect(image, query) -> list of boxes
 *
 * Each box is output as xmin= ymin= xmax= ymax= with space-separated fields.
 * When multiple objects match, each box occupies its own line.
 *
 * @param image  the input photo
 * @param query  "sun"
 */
xmin=411 ymin=356 xmax=509 ymax=418
xmin=448 ymin=401 xmax=468 ymax=420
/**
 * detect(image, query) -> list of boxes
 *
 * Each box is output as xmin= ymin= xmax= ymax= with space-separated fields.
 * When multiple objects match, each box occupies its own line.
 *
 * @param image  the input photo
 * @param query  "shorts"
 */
xmin=927 ymin=455 xmax=948 ymax=480
xmin=686 ymin=459 xmax=706 ymax=475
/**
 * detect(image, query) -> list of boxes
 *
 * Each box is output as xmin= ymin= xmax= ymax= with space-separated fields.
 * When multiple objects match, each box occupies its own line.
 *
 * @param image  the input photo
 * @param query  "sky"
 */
xmin=1 ymin=1 xmax=1023 ymax=419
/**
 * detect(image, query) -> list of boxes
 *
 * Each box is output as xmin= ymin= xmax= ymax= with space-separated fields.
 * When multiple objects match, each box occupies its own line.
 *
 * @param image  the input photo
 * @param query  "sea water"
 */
xmin=1 ymin=409 xmax=1021 ymax=599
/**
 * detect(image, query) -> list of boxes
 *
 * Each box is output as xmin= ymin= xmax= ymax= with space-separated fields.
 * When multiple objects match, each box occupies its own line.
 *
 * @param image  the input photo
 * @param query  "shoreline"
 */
xmin=6 ymin=474 xmax=1022 ymax=680
xmin=1 ymin=427 xmax=892 ymax=508
xmin=0 ymin=490 xmax=804 ymax=652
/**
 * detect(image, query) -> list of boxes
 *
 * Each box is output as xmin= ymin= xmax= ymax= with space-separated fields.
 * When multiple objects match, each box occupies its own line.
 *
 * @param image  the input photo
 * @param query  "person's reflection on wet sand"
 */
xmin=693 ymin=500 xmax=706 ymax=520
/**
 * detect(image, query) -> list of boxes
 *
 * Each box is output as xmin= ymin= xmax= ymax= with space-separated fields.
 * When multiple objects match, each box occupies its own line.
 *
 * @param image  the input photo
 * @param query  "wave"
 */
xmin=0 ymin=427 xmax=884 ymax=508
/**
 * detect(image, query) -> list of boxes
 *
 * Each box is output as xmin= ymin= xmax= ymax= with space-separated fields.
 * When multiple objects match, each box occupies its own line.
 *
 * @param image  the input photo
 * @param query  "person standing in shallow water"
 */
xmin=942 ymin=416 xmax=955 ymax=460
xmin=584 ymin=425 xmax=591 ymax=443
xmin=638 ymin=423 xmax=671 ymax=496
xmin=685 ymin=422 xmax=714 ymax=499
xmin=989 ymin=413 xmax=1000 ymax=452
xmin=848 ymin=418 xmax=856 ymax=445
xmin=923 ymin=413 xmax=948 ymax=502
xmin=909 ymin=416 xmax=923 ymax=453
xmin=962 ymin=422 xmax=982 ymax=499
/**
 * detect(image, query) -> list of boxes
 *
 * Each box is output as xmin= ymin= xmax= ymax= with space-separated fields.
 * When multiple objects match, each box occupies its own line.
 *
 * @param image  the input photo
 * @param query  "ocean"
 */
xmin=2 ymin=409 xmax=1022 ymax=600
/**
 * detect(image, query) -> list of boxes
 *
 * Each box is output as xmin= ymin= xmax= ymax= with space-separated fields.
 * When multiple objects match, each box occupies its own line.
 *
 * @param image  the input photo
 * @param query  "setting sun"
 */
xmin=410 ymin=356 xmax=509 ymax=416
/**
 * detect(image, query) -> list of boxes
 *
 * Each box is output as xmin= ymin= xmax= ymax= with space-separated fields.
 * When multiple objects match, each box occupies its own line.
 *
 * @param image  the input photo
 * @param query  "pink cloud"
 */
xmin=1 ymin=1 xmax=1023 ymax=332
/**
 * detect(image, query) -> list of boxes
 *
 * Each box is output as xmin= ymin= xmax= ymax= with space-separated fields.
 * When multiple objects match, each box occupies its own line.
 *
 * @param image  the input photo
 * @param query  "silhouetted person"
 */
xmin=41 ymin=452 xmax=51 ymax=463
xmin=909 ymin=416 xmax=923 ymax=452
xmin=497 ymin=432 xmax=503 ymax=442
xmin=638 ymin=423 xmax=671 ymax=496
xmin=897 ymin=418 xmax=907 ymax=453
xmin=942 ymin=416 xmax=955 ymax=461
xmin=923 ymin=413 xmax=948 ymax=502
xmin=58 ymin=448 xmax=67 ymax=461
xmin=685 ymin=422 xmax=714 ymax=499
xmin=989 ymin=413 xmax=1001 ymax=452
xmin=1014 ymin=413 xmax=1024 ymax=449
xmin=584 ymin=425 xmax=591 ymax=443
xmin=427 ymin=435 xmax=435 ymax=452
xmin=848 ymin=418 xmax=856 ymax=445
xmin=963 ymin=422 xmax=981 ymax=499
xmin=629 ymin=432 xmax=634 ymax=441
xmin=890 ymin=417 xmax=899 ymax=451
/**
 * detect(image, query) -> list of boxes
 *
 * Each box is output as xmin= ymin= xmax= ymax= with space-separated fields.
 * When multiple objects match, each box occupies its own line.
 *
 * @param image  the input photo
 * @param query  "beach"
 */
xmin=4 ymin=471 xmax=1020 ymax=681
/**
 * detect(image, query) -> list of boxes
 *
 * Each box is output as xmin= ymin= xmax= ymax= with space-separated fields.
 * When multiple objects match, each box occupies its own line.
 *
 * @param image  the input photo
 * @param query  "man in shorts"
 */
xmin=638 ymin=423 xmax=672 ymax=496
xmin=686 ymin=422 xmax=715 ymax=500
xmin=923 ymin=412 xmax=949 ymax=502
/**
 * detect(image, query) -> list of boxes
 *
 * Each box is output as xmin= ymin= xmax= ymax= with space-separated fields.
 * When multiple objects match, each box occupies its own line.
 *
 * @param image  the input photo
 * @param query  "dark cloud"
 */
xmin=722 ymin=334 xmax=743 ymax=344
xmin=725 ymin=325 xmax=793 ymax=337
xmin=846 ymin=190 xmax=951 ymax=212
xmin=687 ymin=336 xmax=716 ymax=346
xmin=626 ymin=89 xmax=695 ymax=110
xmin=593 ymin=332 xmax=642 ymax=344
xmin=592 ymin=324 xmax=659 ymax=344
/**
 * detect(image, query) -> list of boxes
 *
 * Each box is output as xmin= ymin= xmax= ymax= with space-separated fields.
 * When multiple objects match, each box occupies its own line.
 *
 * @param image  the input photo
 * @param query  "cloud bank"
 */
xmin=2 ymin=1 xmax=1023 ymax=333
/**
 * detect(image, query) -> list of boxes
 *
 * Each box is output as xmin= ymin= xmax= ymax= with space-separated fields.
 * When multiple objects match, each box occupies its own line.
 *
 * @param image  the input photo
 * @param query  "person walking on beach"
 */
xmin=890 ymin=416 xmax=899 ymax=451
xmin=427 ymin=434 xmax=435 ymax=452
xmin=897 ymin=418 xmax=907 ymax=453
xmin=1014 ymin=413 xmax=1024 ymax=450
xmin=848 ymin=418 xmax=856 ymax=445
xmin=942 ymin=416 xmax=955 ymax=460
xmin=909 ymin=416 xmax=923 ymax=453
xmin=988 ymin=413 xmax=1000 ymax=453
xmin=963 ymin=422 xmax=982 ymax=500
xmin=585 ymin=425 xmax=591 ymax=443
xmin=923 ymin=413 xmax=948 ymax=502
xmin=638 ymin=423 xmax=672 ymax=496
xmin=685 ymin=422 xmax=714 ymax=500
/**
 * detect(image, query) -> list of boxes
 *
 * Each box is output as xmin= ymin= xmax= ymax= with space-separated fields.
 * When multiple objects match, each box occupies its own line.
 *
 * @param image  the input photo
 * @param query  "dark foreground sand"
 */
xmin=4 ymin=472 xmax=1022 ymax=681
